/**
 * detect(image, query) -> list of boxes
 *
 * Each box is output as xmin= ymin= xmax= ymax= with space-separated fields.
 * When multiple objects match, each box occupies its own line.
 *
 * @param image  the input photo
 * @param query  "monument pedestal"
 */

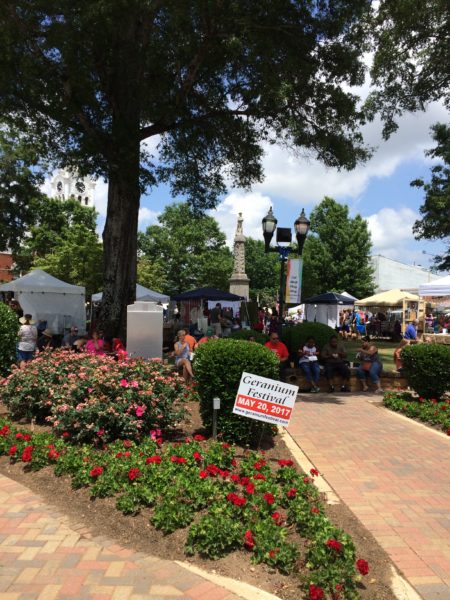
xmin=127 ymin=301 xmax=163 ymax=359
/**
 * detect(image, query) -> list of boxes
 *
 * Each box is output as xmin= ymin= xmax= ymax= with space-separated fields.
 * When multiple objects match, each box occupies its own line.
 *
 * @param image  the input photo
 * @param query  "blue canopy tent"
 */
xmin=304 ymin=292 xmax=355 ymax=328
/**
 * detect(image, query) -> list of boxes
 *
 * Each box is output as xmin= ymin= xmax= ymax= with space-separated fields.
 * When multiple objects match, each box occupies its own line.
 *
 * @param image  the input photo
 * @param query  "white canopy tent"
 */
xmin=92 ymin=284 xmax=170 ymax=304
xmin=418 ymin=274 xmax=450 ymax=297
xmin=0 ymin=269 xmax=86 ymax=333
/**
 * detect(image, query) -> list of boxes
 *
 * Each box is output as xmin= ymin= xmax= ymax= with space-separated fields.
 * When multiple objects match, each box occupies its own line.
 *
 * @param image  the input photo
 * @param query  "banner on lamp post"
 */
xmin=285 ymin=258 xmax=303 ymax=304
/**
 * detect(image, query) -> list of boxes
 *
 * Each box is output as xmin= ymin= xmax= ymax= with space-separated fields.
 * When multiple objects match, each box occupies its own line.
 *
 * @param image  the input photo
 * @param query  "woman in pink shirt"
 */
xmin=85 ymin=330 xmax=105 ymax=356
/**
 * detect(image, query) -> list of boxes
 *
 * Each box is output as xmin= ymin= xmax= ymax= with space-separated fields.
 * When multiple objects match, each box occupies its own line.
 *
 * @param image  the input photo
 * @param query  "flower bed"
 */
xmin=383 ymin=392 xmax=450 ymax=435
xmin=1 ymin=350 xmax=194 ymax=443
xmin=0 ymin=419 xmax=369 ymax=599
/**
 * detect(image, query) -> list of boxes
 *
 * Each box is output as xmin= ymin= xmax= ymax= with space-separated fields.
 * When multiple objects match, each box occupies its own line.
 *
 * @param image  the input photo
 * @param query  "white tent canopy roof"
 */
xmin=92 ymin=284 xmax=169 ymax=303
xmin=418 ymin=274 xmax=450 ymax=297
xmin=355 ymin=288 xmax=419 ymax=306
xmin=0 ymin=269 xmax=84 ymax=295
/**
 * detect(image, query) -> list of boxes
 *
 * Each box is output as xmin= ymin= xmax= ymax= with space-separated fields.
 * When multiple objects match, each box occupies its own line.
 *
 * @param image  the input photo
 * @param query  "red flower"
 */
xmin=128 ymin=468 xmax=141 ymax=481
xmin=231 ymin=474 xmax=240 ymax=483
xmin=263 ymin=492 xmax=275 ymax=505
xmin=22 ymin=445 xmax=33 ymax=463
xmin=287 ymin=488 xmax=297 ymax=498
xmin=193 ymin=434 xmax=205 ymax=441
xmin=171 ymin=455 xmax=187 ymax=464
xmin=146 ymin=455 xmax=161 ymax=464
xmin=207 ymin=464 xmax=220 ymax=476
xmin=303 ymin=476 xmax=310 ymax=484
xmin=0 ymin=425 xmax=10 ymax=437
xmin=240 ymin=476 xmax=250 ymax=485
xmin=231 ymin=458 xmax=237 ymax=467
xmin=278 ymin=459 xmax=294 ymax=467
xmin=244 ymin=530 xmax=255 ymax=550
xmin=116 ymin=452 xmax=123 ymax=458
xmin=253 ymin=460 xmax=266 ymax=470
xmin=62 ymin=432 xmax=70 ymax=439
xmin=226 ymin=492 xmax=247 ymax=506
xmin=271 ymin=512 xmax=283 ymax=525
xmin=90 ymin=466 xmax=103 ymax=477
xmin=310 ymin=468 xmax=319 ymax=477
xmin=193 ymin=451 xmax=202 ymax=461
xmin=311 ymin=507 xmax=320 ymax=514
xmin=16 ymin=432 xmax=24 ymax=440
xmin=326 ymin=539 xmax=343 ymax=552
xmin=253 ymin=473 xmax=266 ymax=481
xmin=123 ymin=440 xmax=132 ymax=448
xmin=199 ymin=470 xmax=208 ymax=479
xmin=356 ymin=559 xmax=369 ymax=575
xmin=309 ymin=584 xmax=324 ymax=600
xmin=222 ymin=443 xmax=231 ymax=449
xmin=8 ymin=445 xmax=17 ymax=456
xmin=269 ymin=549 xmax=278 ymax=558
xmin=245 ymin=483 xmax=255 ymax=495
xmin=48 ymin=449 xmax=60 ymax=460
xmin=447 ymin=428 xmax=450 ymax=436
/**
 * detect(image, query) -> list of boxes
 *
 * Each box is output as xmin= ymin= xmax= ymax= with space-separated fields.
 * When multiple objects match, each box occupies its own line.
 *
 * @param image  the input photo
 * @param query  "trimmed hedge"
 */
xmin=401 ymin=344 xmax=450 ymax=400
xmin=230 ymin=328 xmax=269 ymax=345
xmin=194 ymin=339 xmax=279 ymax=445
xmin=281 ymin=322 xmax=338 ymax=354
xmin=0 ymin=303 xmax=19 ymax=376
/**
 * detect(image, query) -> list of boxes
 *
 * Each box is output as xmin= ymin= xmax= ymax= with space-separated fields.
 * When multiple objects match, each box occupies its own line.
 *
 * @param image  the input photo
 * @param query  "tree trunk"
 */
xmin=100 ymin=150 xmax=140 ymax=339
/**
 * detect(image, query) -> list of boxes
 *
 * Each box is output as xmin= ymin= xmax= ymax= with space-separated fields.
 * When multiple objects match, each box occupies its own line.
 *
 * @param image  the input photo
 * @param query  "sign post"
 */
xmin=232 ymin=372 xmax=299 ymax=428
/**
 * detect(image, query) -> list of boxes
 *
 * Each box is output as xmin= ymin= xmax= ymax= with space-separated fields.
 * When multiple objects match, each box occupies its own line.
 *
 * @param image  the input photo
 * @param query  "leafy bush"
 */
xmin=0 ymin=419 xmax=370 ymax=587
xmin=282 ymin=322 xmax=338 ymax=355
xmin=1 ymin=350 xmax=187 ymax=443
xmin=0 ymin=303 xmax=19 ymax=376
xmin=384 ymin=392 xmax=450 ymax=434
xmin=401 ymin=344 xmax=450 ymax=400
xmin=230 ymin=328 xmax=268 ymax=344
xmin=194 ymin=339 xmax=279 ymax=445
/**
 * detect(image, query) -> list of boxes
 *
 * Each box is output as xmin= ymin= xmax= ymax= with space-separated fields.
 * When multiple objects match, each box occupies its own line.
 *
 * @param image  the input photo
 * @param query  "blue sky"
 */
xmin=80 ymin=99 xmax=448 ymax=273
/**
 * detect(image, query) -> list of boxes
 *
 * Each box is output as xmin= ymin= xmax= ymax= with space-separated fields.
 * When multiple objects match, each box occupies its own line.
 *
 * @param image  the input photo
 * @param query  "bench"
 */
xmin=284 ymin=366 xmax=408 ymax=392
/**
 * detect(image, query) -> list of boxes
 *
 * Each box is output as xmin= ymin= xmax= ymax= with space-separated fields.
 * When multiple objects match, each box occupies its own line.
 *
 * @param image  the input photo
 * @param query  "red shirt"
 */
xmin=265 ymin=340 xmax=289 ymax=361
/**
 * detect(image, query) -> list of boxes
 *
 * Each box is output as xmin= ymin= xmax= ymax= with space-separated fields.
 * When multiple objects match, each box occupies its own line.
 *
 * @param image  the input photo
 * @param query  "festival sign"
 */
xmin=285 ymin=258 xmax=303 ymax=304
xmin=233 ymin=372 xmax=299 ymax=427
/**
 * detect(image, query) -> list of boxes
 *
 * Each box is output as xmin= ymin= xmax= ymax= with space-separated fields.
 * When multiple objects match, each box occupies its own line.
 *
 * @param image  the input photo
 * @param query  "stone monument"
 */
xmin=229 ymin=213 xmax=250 ymax=300
xmin=127 ymin=301 xmax=163 ymax=359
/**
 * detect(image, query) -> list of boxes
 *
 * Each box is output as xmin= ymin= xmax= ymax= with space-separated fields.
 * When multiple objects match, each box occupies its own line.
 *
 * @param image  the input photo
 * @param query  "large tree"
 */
xmin=138 ymin=203 xmax=233 ymax=296
xmin=305 ymin=197 xmax=374 ymax=298
xmin=244 ymin=239 xmax=280 ymax=306
xmin=0 ymin=1 xmax=375 ymax=336
xmin=411 ymin=123 xmax=450 ymax=271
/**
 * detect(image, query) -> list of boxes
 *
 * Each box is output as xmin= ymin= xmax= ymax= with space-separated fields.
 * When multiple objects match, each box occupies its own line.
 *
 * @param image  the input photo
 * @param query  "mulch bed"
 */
xmin=0 ymin=401 xmax=396 ymax=599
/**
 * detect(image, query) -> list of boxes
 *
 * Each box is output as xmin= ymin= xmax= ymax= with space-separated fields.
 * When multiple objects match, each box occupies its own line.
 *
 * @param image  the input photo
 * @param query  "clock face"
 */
xmin=57 ymin=181 xmax=63 ymax=192
xmin=75 ymin=181 xmax=86 ymax=193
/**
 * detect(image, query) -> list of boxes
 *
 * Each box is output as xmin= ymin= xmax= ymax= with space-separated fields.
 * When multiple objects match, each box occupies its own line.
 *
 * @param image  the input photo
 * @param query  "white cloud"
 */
xmin=254 ymin=101 xmax=448 ymax=207
xmin=93 ymin=178 xmax=108 ymax=217
xmin=210 ymin=192 xmax=272 ymax=246
xmin=366 ymin=206 xmax=419 ymax=259
xmin=138 ymin=207 xmax=159 ymax=228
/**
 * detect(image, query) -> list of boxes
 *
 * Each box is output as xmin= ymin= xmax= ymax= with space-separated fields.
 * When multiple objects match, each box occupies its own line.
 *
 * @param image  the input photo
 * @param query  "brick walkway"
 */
xmin=287 ymin=393 xmax=450 ymax=600
xmin=0 ymin=473 xmax=244 ymax=600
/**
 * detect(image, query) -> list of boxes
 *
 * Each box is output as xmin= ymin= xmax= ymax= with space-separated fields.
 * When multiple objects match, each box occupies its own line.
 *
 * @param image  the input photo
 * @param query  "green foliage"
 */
xmin=281 ymin=323 xmax=338 ymax=355
xmin=194 ymin=339 xmax=279 ymax=445
xmin=2 ymin=350 xmax=187 ymax=443
xmin=229 ymin=329 xmax=268 ymax=345
xmin=384 ymin=392 xmax=450 ymax=434
xmin=304 ymin=198 xmax=374 ymax=299
xmin=0 ymin=303 xmax=19 ymax=376
xmin=411 ymin=123 xmax=450 ymax=271
xmin=245 ymin=239 xmax=280 ymax=305
xmin=0 ymin=418 xmax=370 ymax=586
xmin=401 ymin=344 xmax=450 ymax=400
xmin=138 ymin=203 xmax=233 ymax=296
xmin=136 ymin=257 xmax=167 ymax=293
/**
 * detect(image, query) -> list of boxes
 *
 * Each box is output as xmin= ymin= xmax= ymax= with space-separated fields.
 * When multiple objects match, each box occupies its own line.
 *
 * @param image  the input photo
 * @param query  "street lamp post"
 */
xmin=262 ymin=207 xmax=310 ymax=333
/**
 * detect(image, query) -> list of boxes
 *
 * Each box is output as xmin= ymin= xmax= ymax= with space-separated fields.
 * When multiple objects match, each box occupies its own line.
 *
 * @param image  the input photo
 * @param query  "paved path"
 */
xmin=0 ymin=473 xmax=244 ymax=600
xmin=287 ymin=393 xmax=450 ymax=600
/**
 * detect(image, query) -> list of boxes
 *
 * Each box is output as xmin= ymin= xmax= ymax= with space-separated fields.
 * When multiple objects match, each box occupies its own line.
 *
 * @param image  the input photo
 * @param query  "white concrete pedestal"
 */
xmin=127 ymin=301 xmax=163 ymax=360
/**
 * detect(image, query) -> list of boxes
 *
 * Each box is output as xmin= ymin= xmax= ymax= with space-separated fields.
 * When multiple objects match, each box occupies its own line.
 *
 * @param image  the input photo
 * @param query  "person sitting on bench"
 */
xmin=321 ymin=335 xmax=350 ymax=393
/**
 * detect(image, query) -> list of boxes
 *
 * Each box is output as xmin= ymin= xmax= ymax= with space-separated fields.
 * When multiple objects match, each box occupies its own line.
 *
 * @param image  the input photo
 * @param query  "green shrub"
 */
xmin=194 ymin=339 xmax=279 ymax=445
xmin=0 ymin=303 xmax=19 ymax=376
xmin=2 ymin=350 xmax=186 ymax=443
xmin=230 ymin=328 xmax=268 ymax=344
xmin=281 ymin=322 xmax=338 ymax=354
xmin=401 ymin=344 xmax=450 ymax=400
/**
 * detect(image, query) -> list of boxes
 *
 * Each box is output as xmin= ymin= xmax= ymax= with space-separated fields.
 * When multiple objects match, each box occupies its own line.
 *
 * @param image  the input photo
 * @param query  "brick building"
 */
xmin=0 ymin=253 xmax=13 ymax=283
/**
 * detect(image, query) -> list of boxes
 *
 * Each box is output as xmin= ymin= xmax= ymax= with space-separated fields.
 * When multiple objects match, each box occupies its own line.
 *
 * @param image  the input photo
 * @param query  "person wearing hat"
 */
xmin=37 ymin=328 xmax=58 ymax=352
xmin=17 ymin=314 xmax=38 ymax=369
xmin=197 ymin=327 xmax=216 ymax=345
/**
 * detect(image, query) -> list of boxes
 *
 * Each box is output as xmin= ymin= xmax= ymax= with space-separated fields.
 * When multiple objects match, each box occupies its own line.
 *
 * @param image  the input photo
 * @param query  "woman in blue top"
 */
xmin=174 ymin=330 xmax=194 ymax=383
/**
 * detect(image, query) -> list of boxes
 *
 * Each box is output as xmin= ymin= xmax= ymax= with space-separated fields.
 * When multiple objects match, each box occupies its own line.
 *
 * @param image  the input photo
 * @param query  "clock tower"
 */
xmin=50 ymin=169 xmax=96 ymax=208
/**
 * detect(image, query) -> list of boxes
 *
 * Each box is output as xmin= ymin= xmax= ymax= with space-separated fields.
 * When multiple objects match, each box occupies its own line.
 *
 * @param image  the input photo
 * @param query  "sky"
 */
xmin=46 ymin=94 xmax=449 ymax=275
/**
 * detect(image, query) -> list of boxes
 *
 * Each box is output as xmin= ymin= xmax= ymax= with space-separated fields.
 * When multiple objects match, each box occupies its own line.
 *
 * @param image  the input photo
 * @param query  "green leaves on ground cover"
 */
xmin=0 ymin=419 xmax=369 ymax=595
xmin=384 ymin=392 xmax=450 ymax=435
xmin=1 ymin=351 xmax=189 ymax=443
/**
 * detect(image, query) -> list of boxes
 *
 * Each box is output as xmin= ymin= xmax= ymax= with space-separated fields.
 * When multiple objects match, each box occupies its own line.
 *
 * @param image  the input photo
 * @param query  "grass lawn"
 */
xmin=343 ymin=339 xmax=397 ymax=371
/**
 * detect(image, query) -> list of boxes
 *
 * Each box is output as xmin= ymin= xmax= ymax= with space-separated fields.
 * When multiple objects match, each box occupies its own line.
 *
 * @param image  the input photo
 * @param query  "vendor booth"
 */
xmin=172 ymin=287 xmax=245 ymax=332
xmin=419 ymin=274 xmax=450 ymax=343
xmin=0 ymin=269 xmax=86 ymax=333
xmin=355 ymin=288 xmax=424 ymax=337
xmin=304 ymin=292 xmax=355 ymax=329
xmin=92 ymin=284 xmax=170 ymax=304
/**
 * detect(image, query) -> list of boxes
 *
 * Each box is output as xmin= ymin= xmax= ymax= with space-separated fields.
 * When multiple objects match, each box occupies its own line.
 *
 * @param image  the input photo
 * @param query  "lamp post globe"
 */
xmin=294 ymin=208 xmax=310 ymax=256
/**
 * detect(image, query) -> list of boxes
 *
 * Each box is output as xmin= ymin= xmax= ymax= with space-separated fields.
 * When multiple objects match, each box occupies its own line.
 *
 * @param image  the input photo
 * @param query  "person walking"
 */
xmin=17 ymin=314 xmax=38 ymax=369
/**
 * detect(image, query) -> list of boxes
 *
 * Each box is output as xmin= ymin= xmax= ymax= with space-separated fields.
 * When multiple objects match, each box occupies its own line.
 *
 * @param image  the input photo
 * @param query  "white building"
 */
xmin=371 ymin=255 xmax=440 ymax=293
xmin=50 ymin=169 xmax=96 ymax=208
